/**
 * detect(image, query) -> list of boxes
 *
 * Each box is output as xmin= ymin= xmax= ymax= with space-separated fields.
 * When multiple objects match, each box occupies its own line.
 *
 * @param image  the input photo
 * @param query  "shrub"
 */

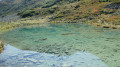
xmin=38 ymin=7 xmax=58 ymax=16
xmin=42 ymin=0 xmax=59 ymax=8
xmin=20 ymin=10 xmax=36 ymax=18
xmin=100 ymin=9 xmax=115 ymax=14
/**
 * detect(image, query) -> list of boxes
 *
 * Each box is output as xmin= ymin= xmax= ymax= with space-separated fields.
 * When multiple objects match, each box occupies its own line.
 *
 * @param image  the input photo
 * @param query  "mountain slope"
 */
xmin=0 ymin=0 xmax=50 ymax=16
xmin=0 ymin=0 xmax=82 ymax=17
xmin=19 ymin=0 xmax=120 ymax=24
xmin=0 ymin=0 xmax=120 ymax=26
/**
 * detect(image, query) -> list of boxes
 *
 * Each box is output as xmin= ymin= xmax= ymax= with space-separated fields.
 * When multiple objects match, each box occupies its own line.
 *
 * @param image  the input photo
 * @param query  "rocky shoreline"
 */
xmin=0 ymin=40 xmax=4 ymax=53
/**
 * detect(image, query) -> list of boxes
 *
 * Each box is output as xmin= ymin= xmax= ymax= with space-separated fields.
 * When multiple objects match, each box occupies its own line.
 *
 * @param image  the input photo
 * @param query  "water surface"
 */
xmin=0 ymin=23 xmax=120 ymax=67
xmin=0 ymin=45 xmax=107 ymax=67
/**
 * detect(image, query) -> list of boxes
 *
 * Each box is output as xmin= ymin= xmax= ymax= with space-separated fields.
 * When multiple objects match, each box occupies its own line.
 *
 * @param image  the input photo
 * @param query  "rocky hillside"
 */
xmin=17 ymin=0 xmax=120 ymax=26
xmin=0 ymin=0 xmax=80 ymax=17
xmin=0 ymin=0 xmax=120 ymax=28
xmin=0 ymin=0 xmax=50 ymax=16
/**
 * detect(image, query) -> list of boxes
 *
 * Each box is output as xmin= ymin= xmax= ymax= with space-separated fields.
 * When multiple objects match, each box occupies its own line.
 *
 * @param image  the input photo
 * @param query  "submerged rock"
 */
xmin=102 ymin=26 xmax=110 ymax=28
xmin=61 ymin=33 xmax=74 ymax=35
xmin=0 ymin=40 xmax=4 ymax=53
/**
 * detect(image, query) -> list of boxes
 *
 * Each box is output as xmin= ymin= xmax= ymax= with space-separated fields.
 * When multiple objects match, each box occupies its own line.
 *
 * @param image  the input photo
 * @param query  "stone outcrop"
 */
xmin=0 ymin=40 xmax=4 ymax=53
xmin=106 ymin=2 xmax=120 ymax=9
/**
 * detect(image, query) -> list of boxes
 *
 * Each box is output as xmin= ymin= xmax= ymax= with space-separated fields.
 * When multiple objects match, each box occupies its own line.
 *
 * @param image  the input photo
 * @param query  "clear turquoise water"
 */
xmin=0 ymin=23 xmax=120 ymax=67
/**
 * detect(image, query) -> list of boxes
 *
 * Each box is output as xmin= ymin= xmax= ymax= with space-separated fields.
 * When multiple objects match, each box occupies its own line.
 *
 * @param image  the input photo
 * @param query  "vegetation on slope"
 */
xmin=0 ymin=0 xmax=120 ymax=29
xmin=0 ymin=0 xmax=51 ymax=16
xmin=0 ymin=0 xmax=81 ymax=17
xmin=18 ymin=0 xmax=120 ymax=28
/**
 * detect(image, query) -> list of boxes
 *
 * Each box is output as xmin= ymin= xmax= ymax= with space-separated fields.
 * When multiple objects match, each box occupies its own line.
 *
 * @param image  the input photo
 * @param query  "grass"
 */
xmin=0 ymin=15 xmax=50 ymax=34
xmin=0 ymin=22 xmax=18 ymax=35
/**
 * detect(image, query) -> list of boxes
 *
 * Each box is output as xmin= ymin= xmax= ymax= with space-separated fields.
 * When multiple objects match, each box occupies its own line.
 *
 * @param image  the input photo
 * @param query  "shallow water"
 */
xmin=0 ymin=45 xmax=107 ymax=67
xmin=0 ymin=23 xmax=120 ymax=67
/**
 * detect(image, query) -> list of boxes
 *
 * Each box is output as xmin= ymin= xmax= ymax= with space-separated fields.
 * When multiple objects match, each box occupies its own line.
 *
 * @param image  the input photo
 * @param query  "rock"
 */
xmin=61 ymin=33 xmax=73 ymax=35
xmin=112 ymin=27 xmax=117 ymax=29
xmin=65 ymin=51 xmax=69 ymax=54
xmin=0 ymin=40 xmax=4 ymax=53
xmin=42 ymin=38 xmax=47 ymax=40
xmin=102 ymin=26 xmax=110 ymax=28
xmin=105 ymin=2 xmax=120 ymax=9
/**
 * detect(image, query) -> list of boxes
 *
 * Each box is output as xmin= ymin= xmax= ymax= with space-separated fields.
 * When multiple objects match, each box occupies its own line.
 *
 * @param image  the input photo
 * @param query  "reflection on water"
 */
xmin=0 ymin=23 xmax=120 ymax=67
xmin=0 ymin=45 xmax=107 ymax=67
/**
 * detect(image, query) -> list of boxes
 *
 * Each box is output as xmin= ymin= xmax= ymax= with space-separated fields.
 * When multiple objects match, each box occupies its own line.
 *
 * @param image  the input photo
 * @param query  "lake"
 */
xmin=0 ymin=23 xmax=120 ymax=67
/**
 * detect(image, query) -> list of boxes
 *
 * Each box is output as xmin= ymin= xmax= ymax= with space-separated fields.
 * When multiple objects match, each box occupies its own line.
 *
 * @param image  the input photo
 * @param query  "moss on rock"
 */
xmin=0 ymin=40 xmax=4 ymax=53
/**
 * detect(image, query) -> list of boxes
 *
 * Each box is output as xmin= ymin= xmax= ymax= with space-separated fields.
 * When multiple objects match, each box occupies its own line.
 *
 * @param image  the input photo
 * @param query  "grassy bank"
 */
xmin=0 ymin=16 xmax=50 ymax=34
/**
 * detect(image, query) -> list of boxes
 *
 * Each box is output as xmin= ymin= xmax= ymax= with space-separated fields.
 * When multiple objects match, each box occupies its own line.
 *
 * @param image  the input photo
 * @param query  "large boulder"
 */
xmin=0 ymin=40 xmax=4 ymax=53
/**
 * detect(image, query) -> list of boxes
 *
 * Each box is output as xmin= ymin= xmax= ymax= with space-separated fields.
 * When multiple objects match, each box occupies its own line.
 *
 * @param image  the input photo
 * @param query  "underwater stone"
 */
xmin=61 ymin=33 xmax=73 ymax=35
xmin=42 ymin=38 xmax=47 ymax=40
xmin=102 ymin=26 xmax=110 ymax=28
